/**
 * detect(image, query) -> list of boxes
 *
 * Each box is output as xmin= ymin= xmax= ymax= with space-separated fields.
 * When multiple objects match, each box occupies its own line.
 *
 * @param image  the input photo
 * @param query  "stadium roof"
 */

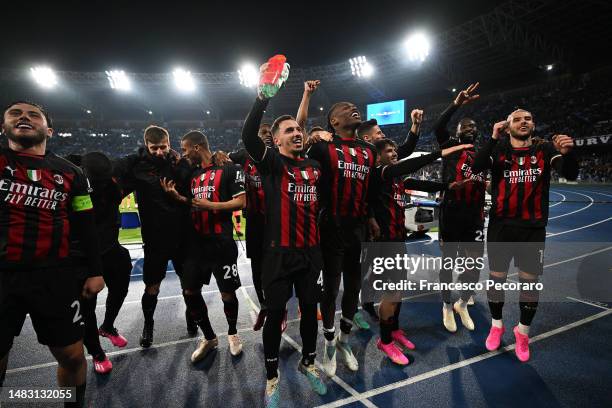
xmin=1 ymin=0 xmax=610 ymax=122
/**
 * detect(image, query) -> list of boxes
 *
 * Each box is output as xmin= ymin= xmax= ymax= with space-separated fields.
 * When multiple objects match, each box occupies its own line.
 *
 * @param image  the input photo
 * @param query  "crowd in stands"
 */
xmin=42 ymin=71 xmax=611 ymax=183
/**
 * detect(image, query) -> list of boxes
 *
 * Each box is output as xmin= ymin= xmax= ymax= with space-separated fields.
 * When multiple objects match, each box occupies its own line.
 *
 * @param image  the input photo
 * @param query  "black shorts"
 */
xmin=245 ymin=213 xmax=265 ymax=261
xmin=261 ymin=247 xmax=324 ymax=310
xmin=142 ymin=239 xmax=185 ymax=286
xmin=486 ymin=221 xmax=546 ymax=275
xmin=182 ymin=237 xmax=241 ymax=292
xmin=320 ymin=219 xmax=366 ymax=283
xmin=0 ymin=267 xmax=84 ymax=358
xmin=439 ymin=205 xmax=485 ymax=243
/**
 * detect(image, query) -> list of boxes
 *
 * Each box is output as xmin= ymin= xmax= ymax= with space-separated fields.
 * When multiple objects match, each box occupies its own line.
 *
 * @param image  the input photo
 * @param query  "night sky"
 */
xmin=3 ymin=0 xmax=508 ymax=73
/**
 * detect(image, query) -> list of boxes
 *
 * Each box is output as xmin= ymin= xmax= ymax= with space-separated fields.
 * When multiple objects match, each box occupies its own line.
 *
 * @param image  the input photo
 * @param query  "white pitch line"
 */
xmin=548 ymin=191 xmax=594 ymax=220
xmin=315 ymin=308 xmax=612 ymax=408
xmin=546 ymin=217 xmax=612 ymax=237
xmin=238 ymin=287 xmax=378 ymax=408
xmin=548 ymin=190 xmax=566 ymax=208
xmin=565 ymin=297 xmax=611 ymax=311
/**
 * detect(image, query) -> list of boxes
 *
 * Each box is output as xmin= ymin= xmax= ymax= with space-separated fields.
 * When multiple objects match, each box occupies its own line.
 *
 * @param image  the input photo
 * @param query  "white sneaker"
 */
xmin=228 ymin=334 xmax=243 ymax=356
xmin=336 ymin=340 xmax=358 ymax=371
xmin=265 ymin=373 xmax=280 ymax=408
xmin=191 ymin=337 xmax=218 ymax=363
xmin=442 ymin=305 xmax=457 ymax=333
xmin=467 ymin=295 xmax=475 ymax=306
xmin=453 ymin=301 xmax=475 ymax=331
xmin=322 ymin=338 xmax=337 ymax=376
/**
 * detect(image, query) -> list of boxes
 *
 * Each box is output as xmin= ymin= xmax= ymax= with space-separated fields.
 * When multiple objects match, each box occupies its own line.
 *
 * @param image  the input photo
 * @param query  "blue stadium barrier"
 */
xmin=121 ymin=211 xmax=141 ymax=229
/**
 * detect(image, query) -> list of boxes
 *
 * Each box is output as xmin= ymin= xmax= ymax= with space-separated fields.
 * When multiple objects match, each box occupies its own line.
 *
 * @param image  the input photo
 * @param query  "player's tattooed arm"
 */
xmin=160 ymin=177 xmax=190 ymax=205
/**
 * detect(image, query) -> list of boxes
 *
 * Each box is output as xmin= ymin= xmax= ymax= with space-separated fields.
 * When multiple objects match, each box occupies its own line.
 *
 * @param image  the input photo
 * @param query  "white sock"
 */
xmin=455 ymin=299 xmax=467 ymax=309
xmin=518 ymin=323 xmax=530 ymax=335
xmin=338 ymin=330 xmax=350 ymax=344
xmin=443 ymin=303 xmax=453 ymax=312
xmin=492 ymin=319 xmax=503 ymax=328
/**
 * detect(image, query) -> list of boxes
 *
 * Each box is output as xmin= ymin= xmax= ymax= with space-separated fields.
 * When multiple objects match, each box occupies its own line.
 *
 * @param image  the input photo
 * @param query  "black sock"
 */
xmin=323 ymin=327 xmax=335 ymax=342
xmin=299 ymin=303 xmax=318 ymax=358
xmin=301 ymin=352 xmax=316 ymax=367
xmin=263 ymin=309 xmax=284 ymax=380
xmin=141 ymin=292 xmax=158 ymax=324
xmin=82 ymin=296 xmax=104 ymax=357
xmin=392 ymin=302 xmax=401 ymax=331
xmin=103 ymin=290 xmax=128 ymax=329
xmin=380 ymin=317 xmax=395 ymax=344
xmin=488 ymin=302 xmax=504 ymax=320
xmin=362 ymin=302 xmax=377 ymax=318
xmin=65 ymin=382 xmax=86 ymax=408
xmin=519 ymin=302 xmax=538 ymax=326
xmin=222 ymin=295 xmax=239 ymax=335
xmin=0 ymin=367 xmax=5 ymax=387
xmin=340 ymin=316 xmax=353 ymax=335
xmin=519 ymin=276 xmax=540 ymax=326
xmin=183 ymin=293 xmax=216 ymax=340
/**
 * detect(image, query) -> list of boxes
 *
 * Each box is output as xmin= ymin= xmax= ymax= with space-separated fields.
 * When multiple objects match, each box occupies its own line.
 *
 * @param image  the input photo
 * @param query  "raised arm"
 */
xmin=397 ymin=109 xmax=423 ymax=159
xmin=242 ymin=96 xmax=270 ymax=162
xmin=434 ymin=82 xmax=480 ymax=147
xmin=296 ymin=80 xmax=320 ymax=131
xmin=551 ymin=135 xmax=579 ymax=180
xmin=382 ymin=144 xmax=473 ymax=180
xmin=471 ymin=120 xmax=505 ymax=173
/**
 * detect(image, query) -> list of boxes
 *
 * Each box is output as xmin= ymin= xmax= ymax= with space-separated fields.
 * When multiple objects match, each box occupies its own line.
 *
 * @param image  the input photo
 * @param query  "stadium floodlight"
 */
xmin=238 ymin=63 xmax=258 ymax=88
xmin=546 ymin=64 xmax=554 ymax=71
xmin=319 ymin=106 xmax=324 ymax=111
xmin=405 ymin=32 xmax=431 ymax=62
xmin=349 ymin=56 xmax=374 ymax=78
xmin=173 ymin=68 xmax=195 ymax=92
xmin=206 ymin=110 xmax=211 ymax=115
xmin=452 ymin=88 xmax=457 ymax=92
xmin=86 ymin=109 xmax=92 ymax=114
xmin=30 ymin=66 xmax=58 ymax=89
xmin=106 ymin=70 xmax=131 ymax=91
xmin=148 ymin=110 xmax=153 ymax=115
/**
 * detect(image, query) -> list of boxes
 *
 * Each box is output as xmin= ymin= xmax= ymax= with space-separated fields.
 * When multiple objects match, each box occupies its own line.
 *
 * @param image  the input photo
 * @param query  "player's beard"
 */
xmin=5 ymin=128 xmax=47 ymax=149
xmin=459 ymin=132 xmax=476 ymax=144
xmin=511 ymin=131 xmax=532 ymax=141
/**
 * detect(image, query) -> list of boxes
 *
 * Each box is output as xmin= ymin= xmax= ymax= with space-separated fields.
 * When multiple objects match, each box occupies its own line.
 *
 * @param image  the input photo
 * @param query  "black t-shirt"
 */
xmin=0 ymin=148 xmax=93 ymax=267
xmin=189 ymin=163 xmax=245 ymax=238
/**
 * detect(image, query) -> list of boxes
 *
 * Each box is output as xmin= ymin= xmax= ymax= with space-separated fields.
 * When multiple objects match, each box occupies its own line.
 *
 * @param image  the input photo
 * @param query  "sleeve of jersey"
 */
xmin=111 ymin=156 xmax=137 ymax=196
xmin=381 ymin=151 xmax=442 ymax=180
xmin=404 ymin=178 xmax=446 ymax=193
xmin=548 ymin=143 xmax=579 ymax=181
xmin=242 ymin=98 xmax=270 ymax=163
xmin=229 ymin=165 xmax=246 ymax=197
xmin=434 ymin=102 xmax=460 ymax=147
xmin=70 ymin=170 xmax=103 ymax=277
xmin=397 ymin=130 xmax=419 ymax=160
xmin=229 ymin=149 xmax=245 ymax=165
xmin=471 ymin=138 xmax=498 ymax=173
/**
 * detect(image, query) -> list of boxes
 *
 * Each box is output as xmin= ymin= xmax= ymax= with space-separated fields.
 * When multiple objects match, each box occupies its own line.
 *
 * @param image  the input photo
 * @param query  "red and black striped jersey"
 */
xmin=189 ymin=163 xmax=245 ymax=238
xmin=440 ymin=142 xmax=487 ymax=213
xmin=487 ymin=140 xmax=559 ymax=227
xmin=307 ymin=137 xmax=376 ymax=224
xmin=0 ymin=148 xmax=93 ymax=267
xmin=254 ymin=146 xmax=321 ymax=249
xmin=370 ymin=166 xmax=446 ymax=241
xmin=230 ymin=149 xmax=265 ymax=216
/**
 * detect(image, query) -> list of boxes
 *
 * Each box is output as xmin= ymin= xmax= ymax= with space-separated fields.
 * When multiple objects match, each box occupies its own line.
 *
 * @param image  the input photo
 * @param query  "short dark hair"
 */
xmin=309 ymin=126 xmax=325 ymax=135
xmin=2 ymin=101 xmax=53 ymax=128
xmin=260 ymin=123 xmax=271 ymax=129
xmin=181 ymin=130 xmax=209 ymax=151
xmin=357 ymin=119 xmax=378 ymax=139
xmin=326 ymin=102 xmax=349 ymax=132
xmin=143 ymin=125 xmax=169 ymax=144
xmin=374 ymin=138 xmax=396 ymax=154
xmin=271 ymin=115 xmax=296 ymax=135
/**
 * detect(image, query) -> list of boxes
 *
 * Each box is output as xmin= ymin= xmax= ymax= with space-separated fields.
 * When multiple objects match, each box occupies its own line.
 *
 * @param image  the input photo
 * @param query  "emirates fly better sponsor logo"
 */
xmin=0 ymin=178 xmax=69 ymax=209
